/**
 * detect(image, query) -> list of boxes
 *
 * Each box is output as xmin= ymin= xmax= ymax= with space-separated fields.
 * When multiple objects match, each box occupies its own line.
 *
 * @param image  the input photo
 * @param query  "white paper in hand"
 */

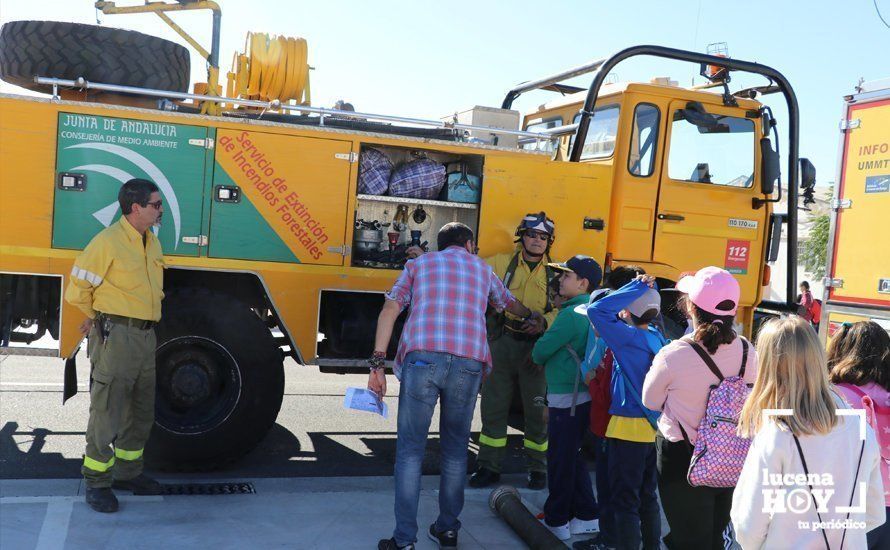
xmin=344 ymin=387 xmax=388 ymax=418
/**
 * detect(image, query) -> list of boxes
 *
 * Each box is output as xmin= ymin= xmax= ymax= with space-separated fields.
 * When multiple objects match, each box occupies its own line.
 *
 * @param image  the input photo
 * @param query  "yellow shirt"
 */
xmin=65 ymin=217 xmax=165 ymax=321
xmin=606 ymin=416 xmax=657 ymax=443
xmin=486 ymin=249 xmax=558 ymax=328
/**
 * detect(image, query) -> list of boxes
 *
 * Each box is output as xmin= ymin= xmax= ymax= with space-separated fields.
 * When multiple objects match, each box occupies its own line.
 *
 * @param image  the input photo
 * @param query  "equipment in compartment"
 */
xmin=352 ymin=214 xmax=411 ymax=269
xmin=352 ymin=145 xmax=482 ymax=270
xmin=358 ymin=148 xmax=392 ymax=195
xmin=443 ymin=162 xmax=481 ymax=204
xmin=353 ymin=219 xmax=384 ymax=256
xmin=409 ymin=230 xmax=428 ymax=251
xmin=389 ymin=157 xmax=446 ymax=199
xmin=357 ymin=146 xmax=484 ymax=203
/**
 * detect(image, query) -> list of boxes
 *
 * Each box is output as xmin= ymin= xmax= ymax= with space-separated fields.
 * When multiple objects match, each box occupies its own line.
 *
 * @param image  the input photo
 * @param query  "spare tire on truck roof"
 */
xmin=0 ymin=20 xmax=190 ymax=93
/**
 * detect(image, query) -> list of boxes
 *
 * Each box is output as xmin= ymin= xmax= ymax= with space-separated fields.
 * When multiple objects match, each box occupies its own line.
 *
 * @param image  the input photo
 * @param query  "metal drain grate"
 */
xmin=161 ymin=482 xmax=256 ymax=496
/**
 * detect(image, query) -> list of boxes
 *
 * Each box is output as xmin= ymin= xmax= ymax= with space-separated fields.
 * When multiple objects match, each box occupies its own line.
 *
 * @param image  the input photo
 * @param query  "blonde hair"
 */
xmin=738 ymin=316 xmax=838 ymax=438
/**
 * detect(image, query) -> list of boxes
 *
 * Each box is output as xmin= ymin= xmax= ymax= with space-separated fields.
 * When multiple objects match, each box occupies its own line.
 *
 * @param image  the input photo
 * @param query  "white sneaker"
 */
xmin=570 ymin=517 xmax=600 ymax=535
xmin=541 ymin=519 xmax=571 ymax=541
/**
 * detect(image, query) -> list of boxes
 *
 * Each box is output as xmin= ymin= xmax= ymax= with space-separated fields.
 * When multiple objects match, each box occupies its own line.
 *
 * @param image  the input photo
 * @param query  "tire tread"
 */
xmin=0 ymin=20 xmax=190 ymax=92
xmin=149 ymin=287 xmax=284 ymax=471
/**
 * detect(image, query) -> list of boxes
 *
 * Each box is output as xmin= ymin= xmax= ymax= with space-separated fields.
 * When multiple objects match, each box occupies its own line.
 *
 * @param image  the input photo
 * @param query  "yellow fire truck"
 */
xmin=0 ymin=1 xmax=814 ymax=467
xmin=820 ymin=79 xmax=890 ymax=339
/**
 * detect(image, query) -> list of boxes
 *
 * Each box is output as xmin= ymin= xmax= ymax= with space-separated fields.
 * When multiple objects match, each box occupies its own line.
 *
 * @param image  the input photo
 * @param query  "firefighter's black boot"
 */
xmin=112 ymin=474 xmax=163 ymax=495
xmin=86 ymin=487 xmax=119 ymax=513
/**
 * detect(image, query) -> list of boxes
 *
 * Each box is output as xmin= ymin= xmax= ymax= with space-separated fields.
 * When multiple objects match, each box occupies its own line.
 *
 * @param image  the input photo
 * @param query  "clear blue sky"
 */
xmin=2 ymin=0 xmax=888 ymax=187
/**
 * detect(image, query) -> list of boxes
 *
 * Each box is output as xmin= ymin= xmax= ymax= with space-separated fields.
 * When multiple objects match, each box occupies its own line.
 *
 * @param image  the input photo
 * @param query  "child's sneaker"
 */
xmin=570 ymin=517 xmax=600 ymax=535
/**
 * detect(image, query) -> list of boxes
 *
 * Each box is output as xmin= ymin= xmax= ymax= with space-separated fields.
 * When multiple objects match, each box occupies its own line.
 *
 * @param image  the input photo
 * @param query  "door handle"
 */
xmin=583 ymin=217 xmax=605 ymax=231
xmin=657 ymin=213 xmax=685 ymax=222
xmin=215 ymin=185 xmax=241 ymax=203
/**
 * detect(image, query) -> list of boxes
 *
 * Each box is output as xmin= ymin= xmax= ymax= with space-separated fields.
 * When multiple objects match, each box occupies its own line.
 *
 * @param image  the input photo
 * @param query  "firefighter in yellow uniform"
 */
xmin=470 ymin=212 xmax=558 ymax=490
xmin=65 ymin=178 xmax=165 ymax=513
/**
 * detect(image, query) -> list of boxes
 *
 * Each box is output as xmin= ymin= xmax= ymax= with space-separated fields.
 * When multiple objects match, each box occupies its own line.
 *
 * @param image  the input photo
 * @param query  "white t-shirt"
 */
xmin=547 ymin=391 xmax=591 ymax=409
xmin=730 ymin=394 xmax=886 ymax=549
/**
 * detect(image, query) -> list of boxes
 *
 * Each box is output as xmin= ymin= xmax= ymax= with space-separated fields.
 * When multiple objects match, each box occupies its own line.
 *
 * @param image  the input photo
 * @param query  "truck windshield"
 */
xmin=667 ymin=110 xmax=755 ymax=187
xmin=570 ymin=105 xmax=620 ymax=160
xmin=522 ymin=117 xmax=562 ymax=152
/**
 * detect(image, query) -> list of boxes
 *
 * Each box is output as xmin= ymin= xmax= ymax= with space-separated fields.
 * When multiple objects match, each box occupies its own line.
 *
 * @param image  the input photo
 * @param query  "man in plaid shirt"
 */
xmin=370 ymin=222 xmax=535 ymax=550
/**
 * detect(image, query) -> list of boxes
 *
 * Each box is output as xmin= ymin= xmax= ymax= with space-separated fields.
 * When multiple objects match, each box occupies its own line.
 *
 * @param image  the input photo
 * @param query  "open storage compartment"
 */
xmin=352 ymin=144 xmax=484 ymax=269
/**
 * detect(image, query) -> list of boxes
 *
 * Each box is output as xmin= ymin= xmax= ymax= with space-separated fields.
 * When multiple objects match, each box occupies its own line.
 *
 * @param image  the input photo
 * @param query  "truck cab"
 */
xmin=519 ymin=80 xmax=776 ymax=333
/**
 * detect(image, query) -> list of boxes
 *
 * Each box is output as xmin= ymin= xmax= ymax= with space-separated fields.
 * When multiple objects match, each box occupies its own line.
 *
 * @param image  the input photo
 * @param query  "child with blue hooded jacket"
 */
xmin=587 ymin=274 xmax=666 ymax=550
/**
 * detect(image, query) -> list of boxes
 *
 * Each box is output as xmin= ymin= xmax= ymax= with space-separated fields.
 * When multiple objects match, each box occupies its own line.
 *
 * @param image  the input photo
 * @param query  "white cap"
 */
xmin=574 ymin=288 xmax=610 ymax=316
xmin=627 ymin=287 xmax=661 ymax=321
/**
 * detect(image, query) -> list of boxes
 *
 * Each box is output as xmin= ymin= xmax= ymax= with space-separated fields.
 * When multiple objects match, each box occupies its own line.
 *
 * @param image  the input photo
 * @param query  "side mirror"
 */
xmin=800 ymin=158 xmax=816 ymax=189
xmin=800 ymin=158 xmax=816 ymax=207
xmin=760 ymin=137 xmax=780 ymax=195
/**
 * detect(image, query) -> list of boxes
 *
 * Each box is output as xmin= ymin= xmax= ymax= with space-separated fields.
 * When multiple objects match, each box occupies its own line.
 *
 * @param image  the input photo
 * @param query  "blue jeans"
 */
xmin=608 ymin=438 xmax=661 ymax=550
xmin=393 ymin=351 xmax=484 ymax=546
xmin=543 ymin=402 xmax=598 ymax=527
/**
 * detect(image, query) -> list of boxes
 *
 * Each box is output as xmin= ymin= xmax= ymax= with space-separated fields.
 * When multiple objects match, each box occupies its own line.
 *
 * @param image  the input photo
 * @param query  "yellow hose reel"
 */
xmin=227 ymin=32 xmax=311 ymax=106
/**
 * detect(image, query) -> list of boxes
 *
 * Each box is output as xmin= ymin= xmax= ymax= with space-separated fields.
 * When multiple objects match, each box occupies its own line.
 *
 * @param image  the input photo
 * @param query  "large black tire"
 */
xmin=147 ymin=288 xmax=284 ymax=470
xmin=0 ymin=20 xmax=190 ymax=92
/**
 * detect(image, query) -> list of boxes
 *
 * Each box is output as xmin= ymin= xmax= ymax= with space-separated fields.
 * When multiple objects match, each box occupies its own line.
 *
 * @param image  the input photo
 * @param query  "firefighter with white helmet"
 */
xmin=470 ymin=212 xmax=558 ymax=489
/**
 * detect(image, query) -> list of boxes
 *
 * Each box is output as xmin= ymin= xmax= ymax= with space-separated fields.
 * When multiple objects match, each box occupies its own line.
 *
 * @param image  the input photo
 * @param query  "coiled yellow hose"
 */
xmin=227 ymin=32 xmax=310 ymax=105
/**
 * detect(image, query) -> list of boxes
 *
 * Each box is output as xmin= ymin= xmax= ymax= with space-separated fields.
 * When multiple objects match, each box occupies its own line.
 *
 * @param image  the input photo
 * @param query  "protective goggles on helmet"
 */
xmin=516 ymin=213 xmax=555 ymax=238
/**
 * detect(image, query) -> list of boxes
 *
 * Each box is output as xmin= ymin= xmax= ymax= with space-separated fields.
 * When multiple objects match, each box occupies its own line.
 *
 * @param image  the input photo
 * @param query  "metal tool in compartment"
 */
xmin=352 ymin=218 xmax=410 ymax=268
xmin=353 ymin=219 xmax=384 ymax=258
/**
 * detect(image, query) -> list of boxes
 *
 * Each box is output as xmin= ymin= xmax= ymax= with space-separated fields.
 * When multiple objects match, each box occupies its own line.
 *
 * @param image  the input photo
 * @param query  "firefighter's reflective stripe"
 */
xmin=114 ymin=447 xmax=143 ymax=461
xmin=479 ymin=434 xmax=508 ymax=448
xmin=84 ymin=455 xmax=116 ymax=472
xmin=64 ymin=216 xmax=165 ymax=321
xmin=523 ymin=438 xmax=548 ymax=452
xmin=70 ymin=265 xmax=103 ymax=285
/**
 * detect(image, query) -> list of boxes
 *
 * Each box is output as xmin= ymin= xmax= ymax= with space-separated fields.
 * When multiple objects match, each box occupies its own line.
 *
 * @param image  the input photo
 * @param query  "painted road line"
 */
xmin=35 ymin=499 xmax=73 ymax=550
xmin=1 ymin=495 xmax=165 ymax=504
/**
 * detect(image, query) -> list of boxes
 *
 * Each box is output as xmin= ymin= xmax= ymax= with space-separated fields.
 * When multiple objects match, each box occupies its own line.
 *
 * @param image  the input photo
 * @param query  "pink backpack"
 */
xmin=838 ymin=383 xmax=890 ymax=503
xmin=680 ymin=338 xmax=752 ymax=487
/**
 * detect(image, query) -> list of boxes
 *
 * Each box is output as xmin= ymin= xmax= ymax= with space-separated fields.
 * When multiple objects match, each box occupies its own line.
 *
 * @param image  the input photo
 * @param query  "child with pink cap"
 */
xmin=642 ymin=266 xmax=758 ymax=549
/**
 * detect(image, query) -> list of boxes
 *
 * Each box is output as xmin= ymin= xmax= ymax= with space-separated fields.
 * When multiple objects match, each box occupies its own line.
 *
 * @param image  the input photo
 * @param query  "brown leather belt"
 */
xmin=99 ymin=313 xmax=156 ymax=330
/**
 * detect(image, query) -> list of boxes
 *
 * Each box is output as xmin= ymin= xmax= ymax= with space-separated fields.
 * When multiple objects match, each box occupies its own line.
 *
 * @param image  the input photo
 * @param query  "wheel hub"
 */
xmin=154 ymin=336 xmax=242 ymax=435
xmin=170 ymin=362 xmax=212 ymax=406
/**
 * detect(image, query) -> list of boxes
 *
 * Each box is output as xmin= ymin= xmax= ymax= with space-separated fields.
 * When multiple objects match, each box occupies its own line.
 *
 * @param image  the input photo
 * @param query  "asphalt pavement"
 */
xmin=2 ymin=475 xmax=549 ymax=549
xmin=1 ymin=349 xmax=535 ymax=479
xmin=1 ymin=350 xmax=597 ymax=549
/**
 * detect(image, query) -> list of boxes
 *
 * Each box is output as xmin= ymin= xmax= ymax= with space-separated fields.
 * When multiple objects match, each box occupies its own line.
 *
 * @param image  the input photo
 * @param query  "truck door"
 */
xmin=208 ymin=129 xmax=353 ymax=265
xmin=607 ymin=100 xmax=664 ymax=261
xmin=653 ymin=101 xmax=767 ymax=302
xmin=53 ymin=113 xmax=208 ymax=256
xmin=478 ymin=155 xmax=612 ymax=265
xmin=829 ymin=97 xmax=890 ymax=307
